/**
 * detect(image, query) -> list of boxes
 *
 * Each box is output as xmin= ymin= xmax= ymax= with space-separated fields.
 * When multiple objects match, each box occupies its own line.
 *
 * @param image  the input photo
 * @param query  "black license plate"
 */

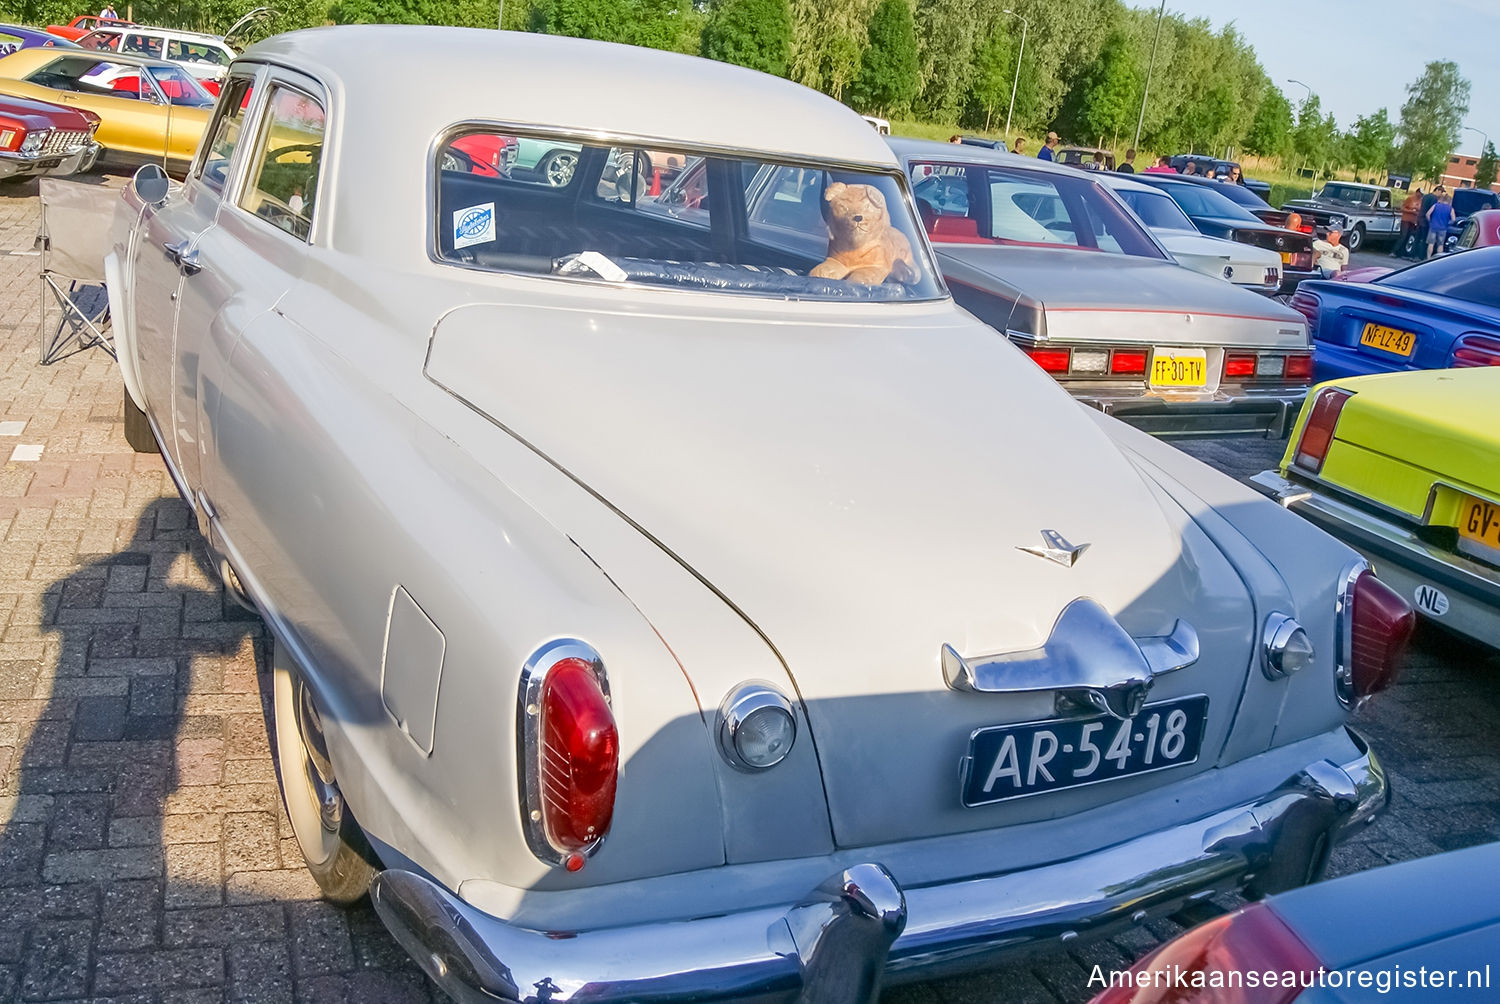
xmin=961 ymin=695 xmax=1209 ymax=807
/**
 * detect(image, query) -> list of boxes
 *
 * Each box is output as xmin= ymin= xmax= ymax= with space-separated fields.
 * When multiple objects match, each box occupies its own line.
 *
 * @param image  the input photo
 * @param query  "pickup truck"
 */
xmin=1282 ymin=181 xmax=1400 ymax=252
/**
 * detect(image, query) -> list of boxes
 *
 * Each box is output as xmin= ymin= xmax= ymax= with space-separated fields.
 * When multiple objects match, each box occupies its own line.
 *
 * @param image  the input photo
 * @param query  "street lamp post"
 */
xmin=1288 ymin=78 xmax=1314 ymax=186
xmin=1133 ymin=0 xmax=1166 ymax=151
xmin=1002 ymin=9 xmax=1028 ymax=141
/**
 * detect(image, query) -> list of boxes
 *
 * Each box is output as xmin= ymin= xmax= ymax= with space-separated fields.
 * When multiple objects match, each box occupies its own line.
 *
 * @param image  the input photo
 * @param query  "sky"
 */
xmin=1125 ymin=0 xmax=1498 ymax=156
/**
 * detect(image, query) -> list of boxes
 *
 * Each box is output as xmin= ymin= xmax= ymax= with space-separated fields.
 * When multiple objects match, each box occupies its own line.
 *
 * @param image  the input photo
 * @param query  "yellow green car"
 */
xmin=0 ymin=47 xmax=212 ymax=172
xmin=1251 ymin=367 xmax=1499 ymax=648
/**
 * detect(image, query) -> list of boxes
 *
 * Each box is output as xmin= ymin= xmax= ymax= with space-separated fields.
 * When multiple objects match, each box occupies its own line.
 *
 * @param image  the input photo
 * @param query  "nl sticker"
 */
xmin=453 ymin=202 xmax=495 ymax=250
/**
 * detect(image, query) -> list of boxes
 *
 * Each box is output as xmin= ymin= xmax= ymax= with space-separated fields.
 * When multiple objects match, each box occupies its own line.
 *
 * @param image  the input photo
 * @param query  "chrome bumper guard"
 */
xmin=372 ymin=729 xmax=1385 ymax=1004
xmin=1079 ymin=391 xmax=1306 ymax=439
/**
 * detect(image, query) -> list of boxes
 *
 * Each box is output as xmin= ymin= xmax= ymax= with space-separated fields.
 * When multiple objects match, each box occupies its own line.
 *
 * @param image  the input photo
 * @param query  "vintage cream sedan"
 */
xmin=109 ymin=26 xmax=1412 ymax=1003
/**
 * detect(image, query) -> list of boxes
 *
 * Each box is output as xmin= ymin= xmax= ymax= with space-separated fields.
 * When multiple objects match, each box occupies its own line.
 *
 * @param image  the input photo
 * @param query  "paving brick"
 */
xmin=226 ymin=939 xmax=293 ymax=1004
xmin=19 ymin=919 xmax=92 ymax=1000
xmin=94 ymin=948 xmax=223 ymax=995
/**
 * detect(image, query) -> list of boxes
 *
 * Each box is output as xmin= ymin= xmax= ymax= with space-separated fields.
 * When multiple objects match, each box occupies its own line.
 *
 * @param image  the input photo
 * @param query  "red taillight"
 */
xmin=521 ymin=649 xmax=619 ymax=868
xmin=1343 ymin=570 xmax=1415 ymax=703
xmin=1111 ymin=349 xmax=1147 ymax=375
xmin=1289 ymin=251 xmax=1314 ymax=268
xmin=1292 ymin=386 xmax=1352 ymax=472
xmin=1026 ymin=348 xmax=1071 ymax=373
xmin=1224 ymin=353 xmax=1257 ymax=378
xmin=1284 ymin=353 xmax=1315 ymax=380
xmin=1452 ymin=333 xmax=1500 ymax=367
xmin=1088 ymin=902 xmax=1320 ymax=1004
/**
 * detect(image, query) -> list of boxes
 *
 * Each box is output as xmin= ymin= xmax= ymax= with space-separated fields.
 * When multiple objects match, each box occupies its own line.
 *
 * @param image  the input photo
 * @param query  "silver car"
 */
xmin=109 ymin=26 xmax=1406 ymax=1003
xmin=895 ymin=137 xmax=1314 ymax=438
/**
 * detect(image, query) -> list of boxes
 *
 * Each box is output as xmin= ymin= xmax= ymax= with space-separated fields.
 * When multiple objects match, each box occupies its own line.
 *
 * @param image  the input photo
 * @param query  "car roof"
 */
xmin=1095 ymin=174 xmax=1157 ymax=194
xmin=886 ymin=135 xmax=1082 ymax=178
xmin=0 ymin=45 xmax=181 ymax=71
xmin=85 ymin=24 xmax=229 ymax=44
xmin=244 ymin=26 xmax=897 ymax=169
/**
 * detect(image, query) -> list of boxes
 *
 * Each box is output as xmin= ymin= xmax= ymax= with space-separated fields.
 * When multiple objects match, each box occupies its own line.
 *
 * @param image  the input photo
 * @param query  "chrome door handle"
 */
xmin=162 ymin=238 xmax=188 ymax=263
xmin=176 ymin=249 xmax=202 ymax=276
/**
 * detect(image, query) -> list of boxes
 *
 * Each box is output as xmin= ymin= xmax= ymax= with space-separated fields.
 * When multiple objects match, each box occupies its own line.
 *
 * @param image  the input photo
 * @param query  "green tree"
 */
xmin=846 ymin=0 xmax=920 ymax=116
xmin=911 ymin=0 xmax=982 ymax=122
xmin=1476 ymin=141 xmax=1499 ymax=191
xmin=1060 ymin=30 xmax=1140 ymax=146
xmin=1290 ymin=94 xmax=1336 ymax=172
xmin=789 ymin=0 xmax=874 ymax=98
xmin=700 ymin=0 xmax=792 ymax=76
xmin=970 ymin=20 xmax=1031 ymax=134
xmin=1391 ymin=60 xmax=1471 ymax=180
xmin=528 ymin=0 xmax=626 ymax=41
xmin=1243 ymin=87 xmax=1293 ymax=158
xmin=1347 ymin=108 xmax=1396 ymax=178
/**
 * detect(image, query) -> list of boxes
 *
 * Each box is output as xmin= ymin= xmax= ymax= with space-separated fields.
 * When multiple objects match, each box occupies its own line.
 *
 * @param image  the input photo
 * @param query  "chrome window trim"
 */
xmin=231 ymin=75 xmax=328 ymax=247
xmin=515 ymin=637 xmax=612 ymax=867
xmin=1334 ymin=558 xmax=1371 ymax=707
xmin=188 ymin=67 xmax=264 ymax=194
xmin=424 ymin=121 xmax=948 ymax=303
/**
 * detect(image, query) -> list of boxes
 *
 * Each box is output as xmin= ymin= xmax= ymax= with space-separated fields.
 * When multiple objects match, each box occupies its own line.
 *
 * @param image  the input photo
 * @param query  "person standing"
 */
xmin=99 ymin=3 xmax=117 ymax=17
xmin=1312 ymin=225 xmax=1350 ymax=277
xmin=1037 ymin=132 xmax=1059 ymax=161
xmin=1012 ymin=137 xmax=1027 ymax=156
xmin=1143 ymin=155 xmax=1176 ymax=174
xmin=1116 ymin=148 xmax=1137 ymax=173
xmin=1426 ymin=191 xmax=1454 ymax=258
xmin=1225 ymin=165 xmax=1244 ymax=184
xmin=1395 ymin=187 xmax=1423 ymax=258
xmin=1181 ymin=161 xmax=1198 ymax=176
xmin=1086 ymin=150 xmax=1105 ymax=171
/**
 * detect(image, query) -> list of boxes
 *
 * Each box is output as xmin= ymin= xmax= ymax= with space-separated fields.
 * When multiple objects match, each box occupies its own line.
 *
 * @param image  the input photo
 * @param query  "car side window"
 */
xmin=238 ymin=84 xmax=325 ymax=242
xmin=194 ymin=76 xmax=254 ymax=195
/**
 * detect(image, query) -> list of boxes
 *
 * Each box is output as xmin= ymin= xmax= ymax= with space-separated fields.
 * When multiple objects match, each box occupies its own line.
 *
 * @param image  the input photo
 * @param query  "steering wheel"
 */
xmin=269 ymin=143 xmax=320 ymax=167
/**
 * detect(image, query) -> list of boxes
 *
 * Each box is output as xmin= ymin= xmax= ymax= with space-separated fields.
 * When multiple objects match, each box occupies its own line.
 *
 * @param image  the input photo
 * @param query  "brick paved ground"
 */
xmin=2 ymin=176 xmax=1497 ymax=1004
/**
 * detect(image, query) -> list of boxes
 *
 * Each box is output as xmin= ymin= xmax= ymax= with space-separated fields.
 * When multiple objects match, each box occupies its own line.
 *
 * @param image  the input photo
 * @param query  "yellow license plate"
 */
xmin=1359 ymin=322 xmax=1416 ymax=358
xmin=1150 ymin=348 xmax=1208 ymax=388
xmin=1280 ymin=251 xmax=1293 ymax=264
xmin=1458 ymin=495 xmax=1500 ymax=552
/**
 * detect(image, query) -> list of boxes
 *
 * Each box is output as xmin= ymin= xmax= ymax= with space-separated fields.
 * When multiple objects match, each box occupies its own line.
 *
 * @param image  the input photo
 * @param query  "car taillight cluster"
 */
xmin=1263 ymin=268 xmax=1280 ymax=287
xmin=1024 ymin=346 xmax=1147 ymax=376
xmin=0 ymin=118 xmax=25 ymax=152
xmin=1451 ymin=333 xmax=1500 ymax=367
xmin=1287 ymin=290 xmax=1320 ymax=339
xmin=1339 ymin=567 xmax=1416 ymax=706
xmin=1088 ymin=901 xmax=1321 ymax=1004
xmin=1223 ymin=352 xmax=1313 ymax=382
xmin=519 ymin=642 xmax=619 ymax=872
xmin=1291 ymin=386 xmax=1353 ymax=472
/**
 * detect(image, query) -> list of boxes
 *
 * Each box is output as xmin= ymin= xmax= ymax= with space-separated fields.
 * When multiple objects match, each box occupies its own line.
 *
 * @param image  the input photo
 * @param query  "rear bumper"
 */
xmin=1074 ymin=387 xmax=1307 ymax=439
xmin=372 ymin=728 xmax=1386 ymax=1004
xmin=1250 ymin=470 xmax=1500 ymax=648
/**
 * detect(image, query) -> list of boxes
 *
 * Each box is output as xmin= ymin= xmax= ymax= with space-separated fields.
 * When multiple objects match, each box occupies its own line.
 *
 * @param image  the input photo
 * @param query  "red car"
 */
xmin=1456 ymin=207 xmax=1500 ymax=250
xmin=45 ymin=14 xmax=134 ymax=41
xmin=0 ymin=93 xmax=100 ymax=181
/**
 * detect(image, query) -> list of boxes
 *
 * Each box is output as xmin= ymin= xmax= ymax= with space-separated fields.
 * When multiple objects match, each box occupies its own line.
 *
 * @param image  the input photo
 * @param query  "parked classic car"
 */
xmin=1283 ymin=182 xmax=1401 ymax=252
xmin=0 ymin=23 xmax=82 ymax=55
xmin=1251 ymin=366 xmax=1498 ymax=649
xmin=1456 ymin=207 xmax=1500 ymax=250
xmin=1168 ymin=154 xmax=1271 ymax=199
xmin=1092 ymin=841 xmax=1498 ymax=1003
xmin=1288 ymin=246 xmax=1500 ymax=380
xmin=75 ymin=24 xmax=237 ymax=93
xmin=0 ymin=47 xmax=212 ymax=171
xmin=111 ymin=26 xmax=1406 ymax=1002
xmin=1100 ymin=173 xmax=1283 ymax=295
xmin=1057 ymin=145 xmax=1113 ymax=170
xmin=45 ymin=13 xmax=133 ymax=41
xmin=0 ymin=91 xmax=99 ymax=180
xmin=895 ymin=137 xmax=1314 ymax=437
xmin=1126 ymin=172 xmax=1318 ymax=292
xmin=1438 ymin=188 xmax=1500 ymax=254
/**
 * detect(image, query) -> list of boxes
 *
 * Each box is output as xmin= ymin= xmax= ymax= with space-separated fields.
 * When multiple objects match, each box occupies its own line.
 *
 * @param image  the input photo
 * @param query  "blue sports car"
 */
xmin=1290 ymin=245 xmax=1500 ymax=381
xmin=0 ymin=24 xmax=80 ymax=55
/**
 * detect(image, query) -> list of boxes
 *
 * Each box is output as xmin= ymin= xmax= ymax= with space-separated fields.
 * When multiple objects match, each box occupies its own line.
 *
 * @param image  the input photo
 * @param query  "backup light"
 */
xmin=1071 ymin=349 xmax=1109 ymax=373
xmin=719 ymin=683 xmax=797 ymax=771
xmin=1262 ymin=614 xmax=1314 ymax=679
xmin=1256 ymin=354 xmax=1286 ymax=377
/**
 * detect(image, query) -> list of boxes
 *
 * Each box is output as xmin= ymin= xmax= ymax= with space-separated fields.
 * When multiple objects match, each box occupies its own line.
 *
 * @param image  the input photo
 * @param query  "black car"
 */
xmin=959 ymin=137 xmax=1007 ymax=152
xmin=1129 ymin=173 xmax=1318 ymax=293
xmin=1168 ymin=154 xmax=1271 ymax=200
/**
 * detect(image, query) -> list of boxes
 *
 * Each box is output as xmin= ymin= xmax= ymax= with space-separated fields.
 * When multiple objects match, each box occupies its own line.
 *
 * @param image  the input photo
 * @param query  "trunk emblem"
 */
xmin=1017 ymin=530 xmax=1090 ymax=567
xmin=942 ymin=598 xmax=1199 ymax=720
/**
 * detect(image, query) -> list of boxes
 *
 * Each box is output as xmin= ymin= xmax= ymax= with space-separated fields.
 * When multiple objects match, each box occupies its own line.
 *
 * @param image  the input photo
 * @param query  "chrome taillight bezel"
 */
xmin=516 ymin=637 xmax=613 ymax=867
xmin=1334 ymin=558 xmax=1370 ymax=707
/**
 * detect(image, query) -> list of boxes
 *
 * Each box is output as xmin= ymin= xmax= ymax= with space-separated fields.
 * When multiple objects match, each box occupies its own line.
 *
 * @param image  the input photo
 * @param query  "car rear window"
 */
xmin=432 ymin=129 xmax=944 ymax=302
xmin=910 ymin=161 xmax=1164 ymax=257
xmin=1376 ymin=247 xmax=1500 ymax=310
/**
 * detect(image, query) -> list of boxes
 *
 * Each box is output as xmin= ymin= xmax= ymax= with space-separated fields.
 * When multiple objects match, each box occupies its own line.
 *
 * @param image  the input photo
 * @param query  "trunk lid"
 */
xmin=426 ymin=296 xmax=1260 ymax=847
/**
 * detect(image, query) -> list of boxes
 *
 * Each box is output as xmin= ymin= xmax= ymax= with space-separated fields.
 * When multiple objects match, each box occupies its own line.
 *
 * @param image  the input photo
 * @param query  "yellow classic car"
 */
xmin=1251 ymin=367 xmax=1500 ymax=649
xmin=0 ymin=47 xmax=212 ymax=172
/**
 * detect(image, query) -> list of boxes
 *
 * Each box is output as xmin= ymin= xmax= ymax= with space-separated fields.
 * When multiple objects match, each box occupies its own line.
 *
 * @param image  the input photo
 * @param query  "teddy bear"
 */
xmin=810 ymin=182 xmax=921 ymax=286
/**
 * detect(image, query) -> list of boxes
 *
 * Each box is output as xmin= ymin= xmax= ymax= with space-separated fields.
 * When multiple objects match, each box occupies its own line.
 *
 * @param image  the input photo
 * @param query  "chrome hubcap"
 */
xmin=546 ymin=154 xmax=576 ymax=186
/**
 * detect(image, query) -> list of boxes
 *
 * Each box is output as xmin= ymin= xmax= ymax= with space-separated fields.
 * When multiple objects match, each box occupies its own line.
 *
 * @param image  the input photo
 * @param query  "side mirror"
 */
xmin=131 ymin=163 xmax=169 ymax=206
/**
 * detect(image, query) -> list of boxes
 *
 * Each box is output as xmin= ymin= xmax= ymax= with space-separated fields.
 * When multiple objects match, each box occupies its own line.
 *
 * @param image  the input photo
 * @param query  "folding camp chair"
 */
xmin=38 ymin=178 xmax=118 ymax=365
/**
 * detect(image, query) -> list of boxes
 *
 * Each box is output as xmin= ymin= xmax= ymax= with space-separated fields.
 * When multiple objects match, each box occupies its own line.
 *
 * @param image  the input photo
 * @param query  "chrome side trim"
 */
xmin=942 ymin=597 xmax=1198 ymax=720
xmin=516 ymin=638 xmax=611 ymax=867
xmin=369 ymin=730 xmax=1386 ymax=1003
